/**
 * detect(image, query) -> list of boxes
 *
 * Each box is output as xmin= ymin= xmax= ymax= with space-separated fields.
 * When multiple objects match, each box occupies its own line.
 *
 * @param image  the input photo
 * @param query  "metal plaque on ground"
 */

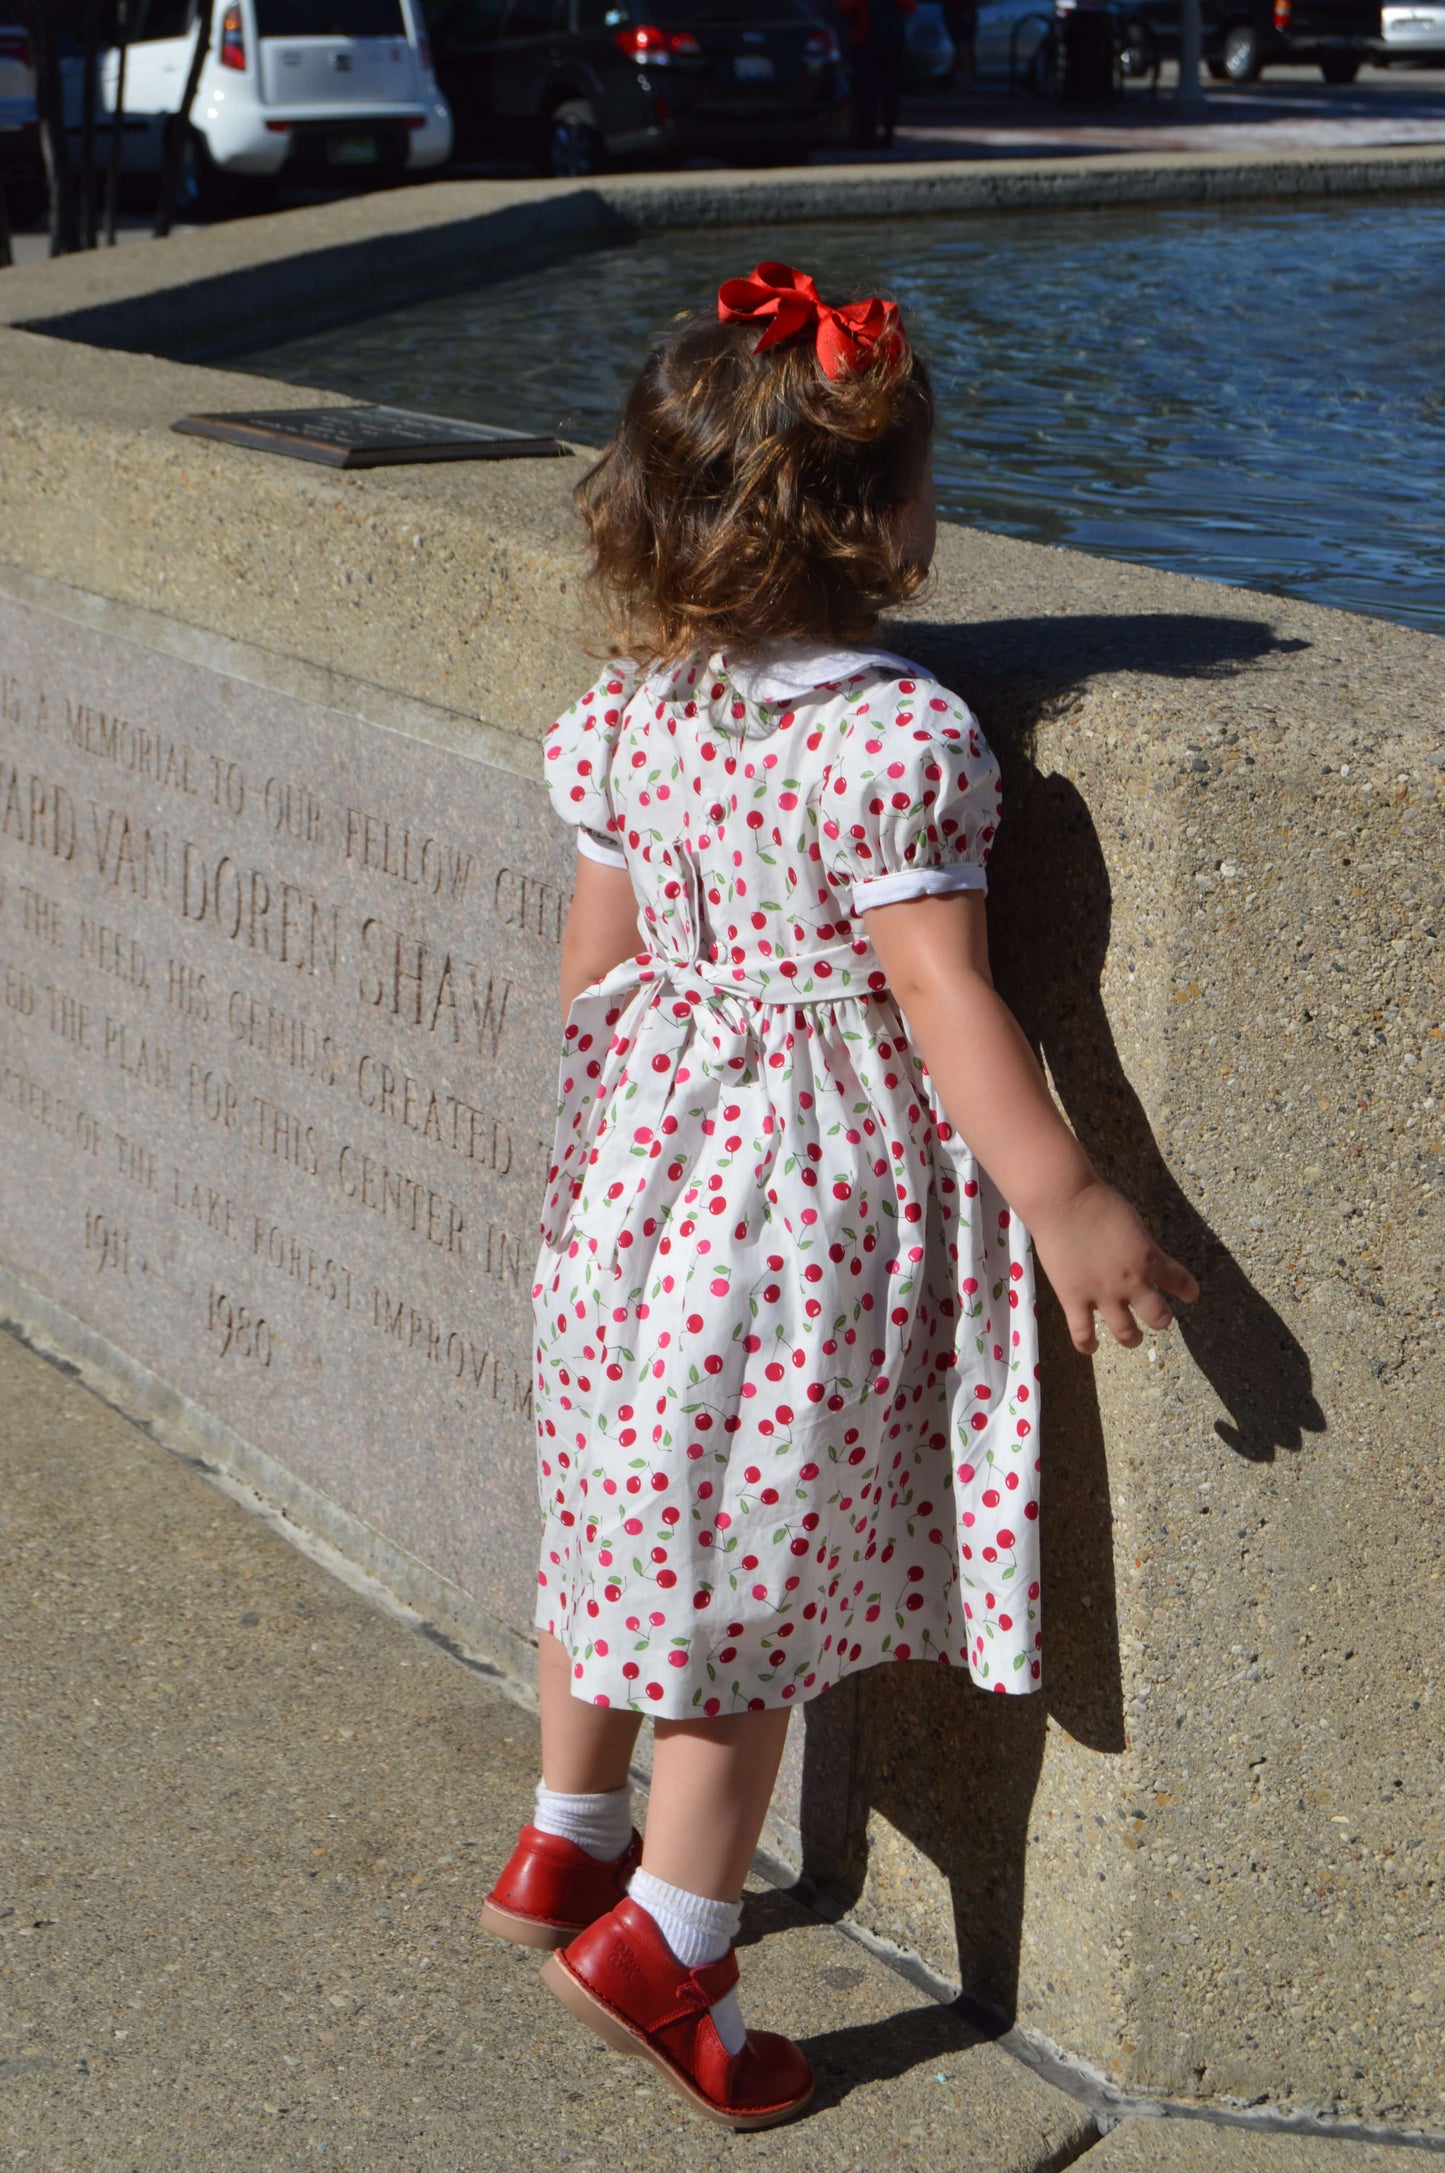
xmin=172 ymin=404 xmax=571 ymax=468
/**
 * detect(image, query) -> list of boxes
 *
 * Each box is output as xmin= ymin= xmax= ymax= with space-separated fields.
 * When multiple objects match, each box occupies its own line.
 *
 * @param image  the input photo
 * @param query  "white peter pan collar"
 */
xmin=640 ymin=642 xmax=924 ymax=717
xmin=722 ymin=642 xmax=924 ymax=706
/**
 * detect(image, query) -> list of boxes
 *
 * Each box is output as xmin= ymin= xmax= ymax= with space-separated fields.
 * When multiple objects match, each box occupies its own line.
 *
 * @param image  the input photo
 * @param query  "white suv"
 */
xmin=84 ymin=0 xmax=452 ymax=212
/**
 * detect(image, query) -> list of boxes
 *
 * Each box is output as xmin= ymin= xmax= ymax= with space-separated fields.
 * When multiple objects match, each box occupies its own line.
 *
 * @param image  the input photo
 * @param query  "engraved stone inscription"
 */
xmin=0 ymin=598 xmax=576 ymax=1631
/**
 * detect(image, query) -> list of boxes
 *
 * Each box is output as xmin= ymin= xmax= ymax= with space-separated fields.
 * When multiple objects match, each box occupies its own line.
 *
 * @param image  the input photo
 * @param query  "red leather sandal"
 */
xmin=540 ymin=1896 xmax=814 ymax=2131
xmin=480 ymin=1824 xmax=642 ymax=1951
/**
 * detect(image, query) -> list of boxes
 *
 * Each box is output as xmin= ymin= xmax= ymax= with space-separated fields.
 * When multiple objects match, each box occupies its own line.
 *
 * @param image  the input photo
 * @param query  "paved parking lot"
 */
xmin=882 ymin=59 xmax=1445 ymax=157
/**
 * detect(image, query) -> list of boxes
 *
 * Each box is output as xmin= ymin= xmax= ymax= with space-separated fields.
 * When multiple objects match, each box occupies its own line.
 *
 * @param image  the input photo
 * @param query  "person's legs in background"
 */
xmin=877 ymin=34 xmax=903 ymax=147
xmin=852 ymin=52 xmax=881 ymax=146
xmin=943 ymin=1 xmax=977 ymax=89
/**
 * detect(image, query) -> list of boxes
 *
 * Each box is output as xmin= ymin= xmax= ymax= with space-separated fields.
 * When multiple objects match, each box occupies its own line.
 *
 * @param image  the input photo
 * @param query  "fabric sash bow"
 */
xmin=717 ymin=261 xmax=908 ymax=382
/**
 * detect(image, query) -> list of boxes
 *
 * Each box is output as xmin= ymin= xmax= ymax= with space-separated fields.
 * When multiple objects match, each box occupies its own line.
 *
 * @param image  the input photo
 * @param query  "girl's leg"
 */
xmin=483 ymin=1634 xmax=644 ymax=1943
xmin=543 ymin=1701 xmax=813 ymax=2120
xmin=583 ymin=1707 xmax=793 ymax=2060
xmin=538 ymin=1628 xmax=642 ymax=1794
xmin=642 ymin=1706 xmax=792 ymax=1899
xmin=535 ymin=1640 xmax=789 ymax=1889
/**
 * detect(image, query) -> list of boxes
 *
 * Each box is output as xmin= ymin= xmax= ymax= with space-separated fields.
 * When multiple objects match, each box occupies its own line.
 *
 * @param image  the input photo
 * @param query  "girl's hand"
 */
xmin=1027 ymin=1178 xmax=1200 ymax=1356
xmin=865 ymin=895 xmax=1200 ymax=1355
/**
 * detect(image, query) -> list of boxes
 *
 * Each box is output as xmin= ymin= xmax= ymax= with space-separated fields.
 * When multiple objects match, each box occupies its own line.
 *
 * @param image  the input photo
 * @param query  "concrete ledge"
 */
xmin=0 ymin=335 xmax=591 ymax=736
xmin=0 ymin=563 xmax=546 ymax=787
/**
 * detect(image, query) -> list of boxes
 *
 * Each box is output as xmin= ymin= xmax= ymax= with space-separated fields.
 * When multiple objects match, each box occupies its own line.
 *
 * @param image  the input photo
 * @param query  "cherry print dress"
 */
xmin=532 ymin=643 xmax=1042 ymax=1718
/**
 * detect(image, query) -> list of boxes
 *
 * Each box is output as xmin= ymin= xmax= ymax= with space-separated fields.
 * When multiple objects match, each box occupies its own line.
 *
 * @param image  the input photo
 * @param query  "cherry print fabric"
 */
xmin=532 ymin=646 xmax=1042 ymax=1717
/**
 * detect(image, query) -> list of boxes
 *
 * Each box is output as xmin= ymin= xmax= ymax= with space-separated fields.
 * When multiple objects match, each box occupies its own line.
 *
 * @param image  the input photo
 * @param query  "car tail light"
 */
xmin=0 ymin=29 xmax=30 ymax=64
xmin=219 ymin=3 xmax=247 ymax=70
xmin=1273 ymin=0 xmax=1292 ymax=22
xmin=614 ymin=22 xmax=701 ymax=61
xmin=417 ymin=32 xmax=433 ymax=72
xmin=264 ymin=119 xmax=293 ymax=130
xmin=403 ymin=112 xmax=426 ymax=126
xmin=804 ymin=24 xmax=840 ymax=59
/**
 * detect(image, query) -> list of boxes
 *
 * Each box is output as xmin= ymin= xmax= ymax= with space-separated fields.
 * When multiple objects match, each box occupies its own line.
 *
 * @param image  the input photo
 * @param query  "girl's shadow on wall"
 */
xmin=790 ymin=609 xmax=1327 ymax=2041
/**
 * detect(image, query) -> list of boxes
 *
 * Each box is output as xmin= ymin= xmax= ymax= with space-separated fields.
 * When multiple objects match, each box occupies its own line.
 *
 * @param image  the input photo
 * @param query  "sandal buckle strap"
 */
xmin=691 ymin=1949 xmax=740 ymax=2002
xmin=650 ymin=1952 xmax=738 ymax=2031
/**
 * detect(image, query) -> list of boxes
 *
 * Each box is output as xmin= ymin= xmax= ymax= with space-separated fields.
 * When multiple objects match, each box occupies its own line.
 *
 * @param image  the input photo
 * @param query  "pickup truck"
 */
xmin=1127 ymin=0 xmax=1383 ymax=81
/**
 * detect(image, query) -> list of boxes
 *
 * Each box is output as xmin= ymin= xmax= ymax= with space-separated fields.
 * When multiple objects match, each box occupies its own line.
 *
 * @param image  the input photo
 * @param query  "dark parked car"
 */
xmin=0 ymin=18 xmax=46 ymax=228
xmin=427 ymin=0 xmax=846 ymax=174
xmin=1123 ymin=0 xmax=1381 ymax=79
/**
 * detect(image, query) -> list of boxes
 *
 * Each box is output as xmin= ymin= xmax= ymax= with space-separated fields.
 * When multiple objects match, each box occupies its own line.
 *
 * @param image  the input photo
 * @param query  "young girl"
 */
xmin=482 ymin=263 xmax=1198 ymax=2131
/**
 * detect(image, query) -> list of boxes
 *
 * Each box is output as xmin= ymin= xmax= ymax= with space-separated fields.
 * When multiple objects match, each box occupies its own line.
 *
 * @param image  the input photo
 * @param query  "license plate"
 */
xmin=326 ymin=134 xmax=378 ymax=166
xmin=734 ymin=53 xmax=775 ymax=78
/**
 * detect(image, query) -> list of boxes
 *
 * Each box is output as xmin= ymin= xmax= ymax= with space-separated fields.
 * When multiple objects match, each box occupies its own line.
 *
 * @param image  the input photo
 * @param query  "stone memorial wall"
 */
xmin=0 ymin=594 xmax=571 ymax=1635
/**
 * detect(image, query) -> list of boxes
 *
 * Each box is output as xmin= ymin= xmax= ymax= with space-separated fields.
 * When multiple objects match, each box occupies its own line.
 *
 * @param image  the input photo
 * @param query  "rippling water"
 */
xmin=232 ymin=203 xmax=1445 ymax=634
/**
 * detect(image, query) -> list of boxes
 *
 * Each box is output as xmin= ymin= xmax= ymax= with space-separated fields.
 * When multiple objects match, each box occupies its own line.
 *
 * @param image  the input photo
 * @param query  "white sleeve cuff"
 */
xmin=853 ymin=863 xmax=987 ymax=912
xmin=577 ymin=827 xmax=628 ymax=870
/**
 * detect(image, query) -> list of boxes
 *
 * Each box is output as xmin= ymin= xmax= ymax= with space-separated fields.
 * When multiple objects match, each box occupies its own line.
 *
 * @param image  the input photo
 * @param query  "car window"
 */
xmin=438 ymin=0 xmax=508 ymax=33
xmin=133 ymin=0 xmax=195 ymax=39
xmin=503 ymin=0 xmax=562 ymax=31
xmin=254 ymin=0 xmax=408 ymax=33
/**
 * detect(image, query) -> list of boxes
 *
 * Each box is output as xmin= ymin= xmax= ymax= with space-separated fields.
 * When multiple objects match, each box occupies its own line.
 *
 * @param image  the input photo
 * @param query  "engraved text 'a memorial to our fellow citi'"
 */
xmin=0 ymin=600 xmax=573 ymax=1618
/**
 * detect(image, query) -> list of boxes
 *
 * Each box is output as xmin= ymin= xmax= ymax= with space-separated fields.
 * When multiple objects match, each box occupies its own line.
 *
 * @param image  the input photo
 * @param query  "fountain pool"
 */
xmin=231 ymin=201 xmax=1445 ymax=635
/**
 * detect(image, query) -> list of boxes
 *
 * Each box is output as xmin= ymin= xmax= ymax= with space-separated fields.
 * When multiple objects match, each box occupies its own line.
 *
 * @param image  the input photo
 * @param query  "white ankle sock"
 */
xmin=628 ymin=1867 xmax=747 ymax=2057
xmin=533 ymin=1782 xmax=634 ymax=1864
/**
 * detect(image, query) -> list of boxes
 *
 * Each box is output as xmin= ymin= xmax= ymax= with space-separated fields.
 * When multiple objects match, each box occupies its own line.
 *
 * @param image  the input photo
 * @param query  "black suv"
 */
xmin=427 ymin=0 xmax=846 ymax=174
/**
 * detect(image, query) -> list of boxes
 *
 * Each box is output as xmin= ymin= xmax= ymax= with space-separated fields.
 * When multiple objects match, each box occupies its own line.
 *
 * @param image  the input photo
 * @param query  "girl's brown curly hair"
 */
xmin=576 ymin=310 xmax=934 ymax=664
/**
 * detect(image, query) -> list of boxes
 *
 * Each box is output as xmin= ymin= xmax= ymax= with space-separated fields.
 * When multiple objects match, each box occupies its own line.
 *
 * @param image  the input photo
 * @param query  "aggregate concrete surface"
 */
xmin=2 ymin=153 xmax=1442 ymax=2138
xmin=0 ymin=1327 xmax=1096 ymax=2173
xmin=2 ymin=317 xmax=1442 ymax=2128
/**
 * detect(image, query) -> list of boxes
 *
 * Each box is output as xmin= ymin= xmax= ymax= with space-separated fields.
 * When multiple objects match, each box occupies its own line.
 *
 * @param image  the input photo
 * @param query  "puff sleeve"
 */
xmin=542 ymin=664 xmax=641 ymax=869
xmin=818 ymin=675 xmax=1002 ymax=912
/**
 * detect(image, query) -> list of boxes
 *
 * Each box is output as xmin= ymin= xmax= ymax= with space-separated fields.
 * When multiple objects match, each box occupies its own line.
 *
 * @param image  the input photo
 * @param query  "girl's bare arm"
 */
xmin=865 ymin=891 xmax=1199 ymax=1354
xmin=560 ymin=855 xmax=644 ymax=1015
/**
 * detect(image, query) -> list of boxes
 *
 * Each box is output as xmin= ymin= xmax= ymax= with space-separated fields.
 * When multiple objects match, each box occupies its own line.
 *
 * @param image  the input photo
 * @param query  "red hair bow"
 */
xmin=717 ymin=262 xmax=908 ymax=382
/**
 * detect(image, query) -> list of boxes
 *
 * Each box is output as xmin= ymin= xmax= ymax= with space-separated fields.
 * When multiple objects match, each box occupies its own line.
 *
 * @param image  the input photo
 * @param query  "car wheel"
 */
xmin=546 ymin=103 xmax=604 ymax=177
xmin=1319 ymin=50 xmax=1360 ymax=81
xmin=1024 ymin=26 xmax=1064 ymax=95
xmin=234 ymin=175 xmax=282 ymax=216
xmin=1119 ymin=22 xmax=1156 ymax=77
xmin=2 ymin=166 xmax=48 ymax=230
xmin=1221 ymin=23 xmax=1262 ymax=78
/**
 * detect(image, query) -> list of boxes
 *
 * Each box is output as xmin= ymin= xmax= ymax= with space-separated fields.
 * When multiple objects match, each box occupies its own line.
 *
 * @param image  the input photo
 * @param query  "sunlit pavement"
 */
xmin=2 ymin=207 xmax=197 ymax=266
